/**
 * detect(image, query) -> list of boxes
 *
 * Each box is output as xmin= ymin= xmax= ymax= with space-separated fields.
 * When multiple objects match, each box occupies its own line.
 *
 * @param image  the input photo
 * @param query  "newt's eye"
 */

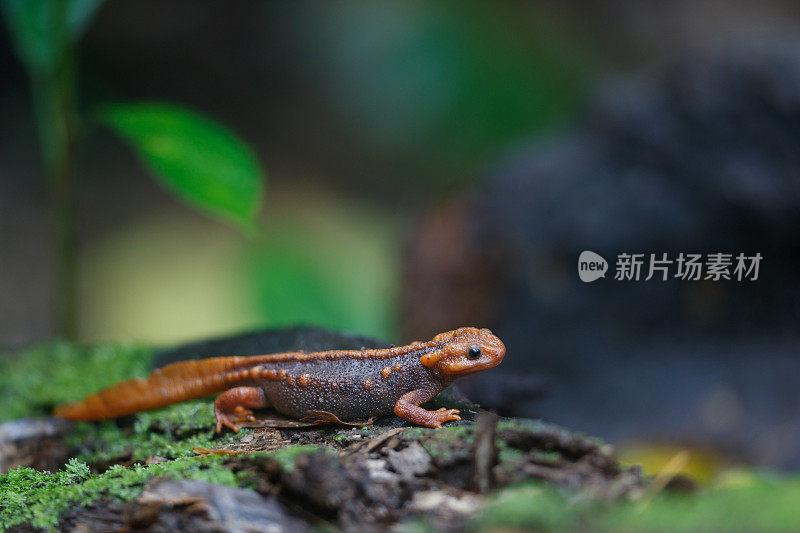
xmin=467 ymin=346 xmax=481 ymax=359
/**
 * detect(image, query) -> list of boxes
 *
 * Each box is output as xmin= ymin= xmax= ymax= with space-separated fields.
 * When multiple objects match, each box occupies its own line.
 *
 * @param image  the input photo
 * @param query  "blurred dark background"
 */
xmin=2 ymin=1 xmax=800 ymax=473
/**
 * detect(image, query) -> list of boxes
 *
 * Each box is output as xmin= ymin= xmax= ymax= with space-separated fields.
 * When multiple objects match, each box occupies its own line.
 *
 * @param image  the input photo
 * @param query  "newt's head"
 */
xmin=421 ymin=327 xmax=505 ymax=377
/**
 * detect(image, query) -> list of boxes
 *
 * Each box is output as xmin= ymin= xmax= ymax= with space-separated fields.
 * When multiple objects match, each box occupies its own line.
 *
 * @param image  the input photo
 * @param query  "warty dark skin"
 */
xmin=55 ymin=327 xmax=506 ymax=431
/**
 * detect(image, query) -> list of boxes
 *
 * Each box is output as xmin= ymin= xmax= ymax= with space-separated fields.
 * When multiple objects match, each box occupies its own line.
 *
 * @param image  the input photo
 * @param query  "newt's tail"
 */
xmin=55 ymin=355 xmax=272 ymax=421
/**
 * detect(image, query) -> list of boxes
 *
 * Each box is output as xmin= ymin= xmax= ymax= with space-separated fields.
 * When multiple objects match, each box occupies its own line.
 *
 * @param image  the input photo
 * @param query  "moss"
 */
xmin=406 ymin=423 xmax=470 ymax=442
xmin=0 ymin=442 xmax=338 ymax=530
xmin=405 ymin=420 xmax=578 ymax=468
xmin=408 ymin=425 xmax=474 ymax=466
xmin=68 ymin=401 xmax=250 ymax=464
xmin=7 ymin=342 xmax=800 ymax=532
xmin=0 ymin=341 xmax=266 ymax=530
xmin=496 ymin=447 xmax=525 ymax=468
xmin=332 ymin=432 xmax=353 ymax=446
xmin=469 ymin=474 xmax=800 ymax=533
xmin=468 ymin=482 xmax=577 ymax=532
xmin=329 ymin=424 xmax=392 ymax=446
xmin=598 ymin=473 xmax=800 ymax=533
xmin=496 ymin=418 xmax=605 ymax=447
xmin=0 ymin=455 xmax=237 ymax=531
xmin=248 ymin=445 xmax=334 ymax=472
xmin=531 ymin=450 xmax=564 ymax=465
xmin=133 ymin=399 xmax=217 ymax=430
xmin=0 ymin=342 xmax=153 ymax=422
xmin=395 ymin=517 xmax=439 ymax=533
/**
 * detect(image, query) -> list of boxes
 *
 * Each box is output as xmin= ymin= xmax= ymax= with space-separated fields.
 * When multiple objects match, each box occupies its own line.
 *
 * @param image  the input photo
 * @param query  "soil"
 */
xmin=4 ymin=409 xmax=647 ymax=532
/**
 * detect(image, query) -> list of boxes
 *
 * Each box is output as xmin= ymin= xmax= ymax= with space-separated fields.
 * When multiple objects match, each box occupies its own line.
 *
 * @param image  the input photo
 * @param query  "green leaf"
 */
xmin=1 ymin=0 xmax=104 ymax=74
xmin=99 ymin=102 xmax=266 ymax=229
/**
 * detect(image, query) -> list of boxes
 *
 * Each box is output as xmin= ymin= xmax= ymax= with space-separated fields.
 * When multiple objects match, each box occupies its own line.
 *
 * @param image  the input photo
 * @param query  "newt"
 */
xmin=55 ymin=327 xmax=505 ymax=431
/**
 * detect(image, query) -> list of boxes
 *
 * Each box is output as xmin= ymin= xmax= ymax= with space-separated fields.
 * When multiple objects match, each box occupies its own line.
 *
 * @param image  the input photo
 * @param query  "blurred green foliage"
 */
xmin=1 ymin=0 xmax=267 ymax=337
xmin=100 ymin=103 xmax=265 ymax=230
xmin=74 ymin=188 xmax=399 ymax=343
xmin=470 ymin=477 xmax=800 ymax=533
xmin=1 ymin=1 xmax=595 ymax=342
xmin=306 ymin=2 xmax=589 ymax=189
xmin=1 ymin=0 xmax=266 ymax=231
xmin=243 ymin=214 xmax=400 ymax=340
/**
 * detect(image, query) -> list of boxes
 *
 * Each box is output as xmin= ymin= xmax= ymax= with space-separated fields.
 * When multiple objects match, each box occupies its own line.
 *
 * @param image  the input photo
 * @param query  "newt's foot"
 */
xmin=213 ymin=387 xmax=268 ymax=433
xmin=214 ymin=406 xmax=256 ymax=433
xmin=394 ymin=389 xmax=462 ymax=428
xmin=425 ymin=408 xmax=461 ymax=429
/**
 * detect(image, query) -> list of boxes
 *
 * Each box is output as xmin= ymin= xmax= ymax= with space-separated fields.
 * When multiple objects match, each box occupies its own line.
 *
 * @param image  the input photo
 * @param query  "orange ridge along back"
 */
xmin=54 ymin=355 xmax=275 ymax=421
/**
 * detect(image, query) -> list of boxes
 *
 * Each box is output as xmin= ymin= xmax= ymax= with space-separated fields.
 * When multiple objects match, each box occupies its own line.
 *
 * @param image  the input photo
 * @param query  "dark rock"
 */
xmin=277 ymin=420 xmax=645 ymax=531
xmin=136 ymin=478 xmax=310 ymax=532
xmin=0 ymin=417 xmax=72 ymax=473
xmin=47 ymin=481 xmax=311 ymax=532
xmin=385 ymin=441 xmax=432 ymax=479
xmin=57 ymin=499 xmax=130 ymax=533
xmin=284 ymin=452 xmax=357 ymax=514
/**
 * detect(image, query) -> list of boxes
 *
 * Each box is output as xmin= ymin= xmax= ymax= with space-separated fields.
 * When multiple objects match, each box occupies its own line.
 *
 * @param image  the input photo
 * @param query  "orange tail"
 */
xmin=55 ymin=355 xmax=272 ymax=421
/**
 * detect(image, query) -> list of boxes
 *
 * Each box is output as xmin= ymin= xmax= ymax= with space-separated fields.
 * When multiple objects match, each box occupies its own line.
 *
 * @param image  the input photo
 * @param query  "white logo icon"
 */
xmin=578 ymin=251 xmax=608 ymax=282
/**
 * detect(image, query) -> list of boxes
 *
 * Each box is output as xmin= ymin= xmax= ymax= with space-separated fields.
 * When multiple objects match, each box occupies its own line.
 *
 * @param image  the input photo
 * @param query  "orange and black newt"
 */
xmin=55 ymin=327 xmax=505 ymax=432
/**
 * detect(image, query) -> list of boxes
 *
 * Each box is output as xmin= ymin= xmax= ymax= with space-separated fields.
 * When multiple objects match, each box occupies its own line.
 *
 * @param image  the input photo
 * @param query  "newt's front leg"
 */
xmin=214 ymin=387 xmax=269 ymax=433
xmin=394 ymin=387 xmax=461 ymax=428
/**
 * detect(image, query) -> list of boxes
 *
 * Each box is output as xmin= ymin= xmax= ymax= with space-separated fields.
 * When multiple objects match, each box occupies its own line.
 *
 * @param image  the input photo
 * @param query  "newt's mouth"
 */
xmin=443 ymin=351 xmax=505 ymax=376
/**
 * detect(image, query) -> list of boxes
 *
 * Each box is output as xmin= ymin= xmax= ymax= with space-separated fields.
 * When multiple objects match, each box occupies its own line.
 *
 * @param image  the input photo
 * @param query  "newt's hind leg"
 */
xmin=394 ymin=387 xmax=460 ymax=428
xmin=214 ymin=387 xmax=269 ymax=433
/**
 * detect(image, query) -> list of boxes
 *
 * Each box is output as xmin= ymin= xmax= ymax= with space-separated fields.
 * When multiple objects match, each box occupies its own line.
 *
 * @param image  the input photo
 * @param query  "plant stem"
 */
xmin=30 ymin=4 xmax=78 ymax=339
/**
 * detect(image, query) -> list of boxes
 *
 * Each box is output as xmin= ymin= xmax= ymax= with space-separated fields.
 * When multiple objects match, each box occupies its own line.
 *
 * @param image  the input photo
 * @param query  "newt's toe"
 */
xmin=214 ymin=413 xmax=241 ymax=433
xmin=422 ymin=408 xmax=461 ymax=428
